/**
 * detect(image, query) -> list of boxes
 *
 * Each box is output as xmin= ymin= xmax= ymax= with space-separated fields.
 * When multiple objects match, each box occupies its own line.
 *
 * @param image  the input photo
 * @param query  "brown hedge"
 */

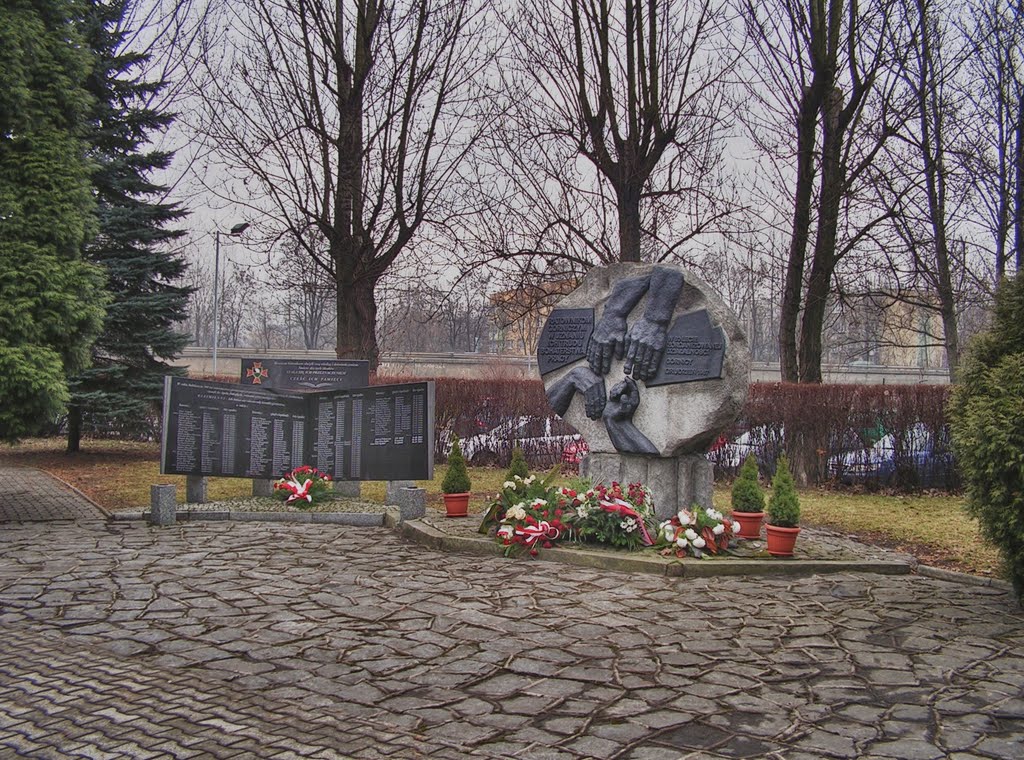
xmin=396 ymin=376 xmax=954 ymax=490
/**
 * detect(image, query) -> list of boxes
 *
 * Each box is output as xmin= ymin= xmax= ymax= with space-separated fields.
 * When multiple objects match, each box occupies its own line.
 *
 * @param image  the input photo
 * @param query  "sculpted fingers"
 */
xmin=623 ymin=336 xmax=640 ymax=377
xmin=584 ymin=382 xmax=606 ymax=420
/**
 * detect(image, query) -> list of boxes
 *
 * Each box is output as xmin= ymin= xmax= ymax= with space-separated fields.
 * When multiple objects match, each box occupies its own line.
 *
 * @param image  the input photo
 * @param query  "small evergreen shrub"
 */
xmin=731 ymin=454 xmax=765 ymax=513
xmin=949 ymin=274 xmax=1024 ymax=603
xmin=442 ymin=436 xmax=472 ymax=494
xmin=767 ymin=453 xmax=800 ymax=527
xmin=506 ymin=446 xmax=529 ymax=481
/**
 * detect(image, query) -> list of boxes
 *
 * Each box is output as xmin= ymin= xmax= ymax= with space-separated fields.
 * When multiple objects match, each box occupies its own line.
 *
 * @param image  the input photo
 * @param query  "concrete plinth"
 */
xmin=397 ymin=487 xmax=427 ymax=522
xmin=334 ymin=481 xmax=361 ymax=498
xmin=252 ymin=479 xmax=275 ymax=497
xmin=150 ymin=484 xmax=177 ymax=526
xmin=386 ymin=480 xmax=415 ymax=505
xmin=185 ymin=475 xmax=207 ymax=504
xmin=581 ymin=453 xmax=712 ymax=520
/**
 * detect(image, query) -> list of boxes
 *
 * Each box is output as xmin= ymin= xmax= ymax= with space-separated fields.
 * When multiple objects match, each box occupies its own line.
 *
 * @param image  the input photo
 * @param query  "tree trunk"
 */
xmin=779 ymin=86 xmax=822 ymax=382
xmin=798 ymin=86 xmax=844 ymax=385
xmin=915 ymin=0 xmax=960 ymax=379
xmin=617 ymin=185 xmax=643 ymax=262
xmin=336 ymin=272 xmax=380 ymax=370
xmin=1014 ymin=88 xmax=1024 ymax=272
xmin=66 ymin=405 xmax=82 ymax=453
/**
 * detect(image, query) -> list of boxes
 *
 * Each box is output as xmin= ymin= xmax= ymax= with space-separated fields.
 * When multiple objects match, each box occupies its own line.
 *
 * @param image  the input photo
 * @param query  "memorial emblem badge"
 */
xmin=245 ymin=361 xmax=270 ymax=385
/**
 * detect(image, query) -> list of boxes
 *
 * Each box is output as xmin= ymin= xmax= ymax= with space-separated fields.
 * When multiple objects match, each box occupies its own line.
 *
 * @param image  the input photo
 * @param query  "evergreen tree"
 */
xmin=506 ymin=446 xmax=529 ymax=481
xmin=66 ymin=0 xmax=191 ymax=450
xmin=731 ymin=454 xmax=765 ymax=513
xmin=949 ymin=275 xmax=1024 ymax=602
xmin=442 ymin=437 xmax=472 ymax=494
xmin=0 ymin=0 xmax=108 ymax=441
xmin=767 ymin=454 xmax=801 ymax=528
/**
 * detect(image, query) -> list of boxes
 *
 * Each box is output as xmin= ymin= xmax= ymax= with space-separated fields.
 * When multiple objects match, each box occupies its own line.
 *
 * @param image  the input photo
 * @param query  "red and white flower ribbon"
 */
xmin=513 ymin=520 xmax=561 ymax=547
xmin=282 ymin=478 xmax=314 ymax=504
xmin=599 ymin=498 xmax=656 ymax=546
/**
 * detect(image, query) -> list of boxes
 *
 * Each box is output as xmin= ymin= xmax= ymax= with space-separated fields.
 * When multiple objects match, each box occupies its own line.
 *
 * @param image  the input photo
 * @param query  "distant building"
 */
xmin=826 ymin=291 xmax=947 ymax=370
xmin=490 ymin=279 xmax=578 ymax=356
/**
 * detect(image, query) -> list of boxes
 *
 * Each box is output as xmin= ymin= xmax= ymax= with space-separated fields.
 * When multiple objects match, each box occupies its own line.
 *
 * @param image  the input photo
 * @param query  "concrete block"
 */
xmin=252 ymin=479 xmax=275 ymax=497
xmin=677 ymin=454 xmax=712 ymax=511
xmin=386 ymin=480 xmax=415 ymax=505
xmin=646 ymin=458 xmax=678 ymax=520
xmin=397 ymin=487 xmax=426 ymax=522
xmin=620 ymin=455 xmax=649 ymax=491
xmin=334 ymin=480 xmax=361 ymax=498
xmin=150 ymin=484 xmax=176 ymax=526
xmin=185 ymin=474 xmax=207 ymax=504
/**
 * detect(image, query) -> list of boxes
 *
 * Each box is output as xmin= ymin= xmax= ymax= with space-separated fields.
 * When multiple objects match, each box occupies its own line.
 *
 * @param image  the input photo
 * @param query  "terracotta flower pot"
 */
xmin=765 ymin=524 xmax=801 ymax=556
xmin=732 ymin=511 xmax=765 ymax=540
xmin=443 ymin=492 xmax=470 ymax=518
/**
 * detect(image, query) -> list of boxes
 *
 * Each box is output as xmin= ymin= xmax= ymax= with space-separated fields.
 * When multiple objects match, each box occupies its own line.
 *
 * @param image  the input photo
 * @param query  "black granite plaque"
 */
xmin=309 ymin=382 xmax=434 ymax=481
xmin=161 ymin=377 xmax=307 ymax=478
xmin=239 ymin=358 xmax=369 ymax=392
xmin=537 ymin=308 xmax=594 ymax=375
xmin=645 ymin=310 xmax=726 ymax=387
xmin=161 ymin=377 xmax=434 ymax=480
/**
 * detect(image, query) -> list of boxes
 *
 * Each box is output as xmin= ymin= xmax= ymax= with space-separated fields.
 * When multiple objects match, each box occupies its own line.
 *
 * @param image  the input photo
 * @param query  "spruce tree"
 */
xmin=442 ymin=437 xmax=472 ymax=494
xmin=66 ymin=0 xmax=191 ymax=450
xmin=731 ymin=454 xmax=765 ymax=513
xmin=949 ymin=274 xmax=1024 ymax=602
xmin=506 ymin=446 xmax=529 ymax=481
xmin=767 ymin=454 xmax=801 ymax=527
xmin=0 ymin=0 xmax=107 ymax=441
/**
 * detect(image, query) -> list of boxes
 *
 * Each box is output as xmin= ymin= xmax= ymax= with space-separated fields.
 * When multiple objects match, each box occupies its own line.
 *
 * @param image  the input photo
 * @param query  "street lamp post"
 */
xmin=211 ymin=222 xmax=250 ymax=376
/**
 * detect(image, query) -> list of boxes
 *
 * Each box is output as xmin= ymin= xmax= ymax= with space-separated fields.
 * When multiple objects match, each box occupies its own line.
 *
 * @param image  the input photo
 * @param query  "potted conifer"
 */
xmin=731 ymin=454 xmax=766 ymax=539
xmin=442 ymin=436 xmax=472 ymax=517
xmin=507 ymin=446 xmax=529 ymax=481
xmin=766 ymin=453 xmax=801 ymax=556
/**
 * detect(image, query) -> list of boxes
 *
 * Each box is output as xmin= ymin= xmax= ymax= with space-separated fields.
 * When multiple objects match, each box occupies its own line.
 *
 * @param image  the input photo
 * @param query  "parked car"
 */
xmin=459 ymin=416 xmax=587 ymax=468
xmin=829 ymin=423 xmax=957 ymax=489
xmin=710 ymin=424 xmax=870 ymax=480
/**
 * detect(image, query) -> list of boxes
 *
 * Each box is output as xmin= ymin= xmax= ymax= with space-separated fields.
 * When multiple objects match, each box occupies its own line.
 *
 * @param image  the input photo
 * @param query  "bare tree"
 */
xmin=267 ymin=234 xmax=336 ymax=349
xmin=475 ymin=0 xmax=739 ymax=284
xmin=187 ymin=0 xmax=492 ymax=369
xmin=741 ymin=0 xmax=909 ymax=383
xmin=964 ymin=0 xmax=1024 ymax=278
xmin=872 ymin=0 xmax=975 ymax=377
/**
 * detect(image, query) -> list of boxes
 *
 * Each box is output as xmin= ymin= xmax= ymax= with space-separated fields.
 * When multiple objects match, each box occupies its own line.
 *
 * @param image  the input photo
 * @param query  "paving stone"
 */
xmin=867 ymin=738 xmax=945 ymax=759
xmin=0 ymin=509 xmax=1021 ymax=759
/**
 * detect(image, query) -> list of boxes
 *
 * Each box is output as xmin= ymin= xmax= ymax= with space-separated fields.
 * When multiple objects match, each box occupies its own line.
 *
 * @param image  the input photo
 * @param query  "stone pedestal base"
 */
xmin=580 ymin=453 xmax=712 ymax=521
xmin=386 ymin=480 xmax=415 ymax=505
xmin=150 ymin=484 xmax=177 ymax=526
xmin=252 ymin=479 xmax=275 ymax=497
xmin=396 ymin=487 xmax=426 ymax=521
xmin=185 ymin=474 xmax=207 ymax=504
xmin=334 ymin=480 xmax=361 ymax=498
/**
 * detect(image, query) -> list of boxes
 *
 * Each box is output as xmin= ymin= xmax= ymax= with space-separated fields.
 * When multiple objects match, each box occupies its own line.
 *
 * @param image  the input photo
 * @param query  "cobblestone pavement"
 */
xmin=0 ymin=467 xmax=106 ymax=522
xmin=1 ymin=520 xmax=1022 ymax=759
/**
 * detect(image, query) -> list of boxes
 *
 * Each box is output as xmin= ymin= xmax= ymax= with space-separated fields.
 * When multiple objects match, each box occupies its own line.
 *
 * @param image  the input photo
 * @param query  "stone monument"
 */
xmin=537 ymin=263 xmax=749 ymax=519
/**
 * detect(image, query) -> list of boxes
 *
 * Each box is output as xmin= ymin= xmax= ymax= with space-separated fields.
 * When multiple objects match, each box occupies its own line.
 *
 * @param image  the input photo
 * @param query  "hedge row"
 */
xmin=711 ymin=383 xmax=956 ymax=490
xmin=399 ymin=376 xmax=955 ymax=491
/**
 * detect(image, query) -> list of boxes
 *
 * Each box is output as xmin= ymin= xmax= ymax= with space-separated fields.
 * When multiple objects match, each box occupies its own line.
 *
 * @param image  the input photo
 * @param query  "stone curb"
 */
xmin=917 ymin=564 xmax=1013 ymax=590
xmin=108 ymin=507 xmax=1010 ymax=589
xmin=110 ymin=509 xmax=386 ymax=527
xmin=399 ymin=519 xmax=914 ymax=579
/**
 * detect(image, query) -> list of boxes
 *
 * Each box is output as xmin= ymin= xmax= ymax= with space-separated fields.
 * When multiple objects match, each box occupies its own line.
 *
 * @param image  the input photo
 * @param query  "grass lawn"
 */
xmin=0 ymin=437 xmax=1001 ymax=578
